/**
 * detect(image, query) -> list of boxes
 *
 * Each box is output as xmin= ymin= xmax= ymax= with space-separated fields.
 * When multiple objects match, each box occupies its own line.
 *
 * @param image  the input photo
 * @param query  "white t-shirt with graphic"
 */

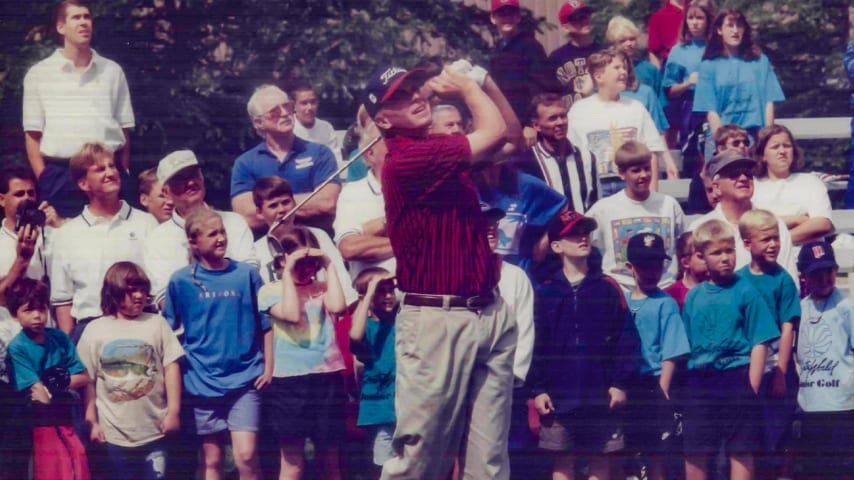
xmin=587 ymin=190 xmax=684 ymax=291
xmin=567 ymin=95 xmax=666 ymax=181
xmin=798 ymin=288 xmax=854 ymax=412
xmin=76 ymin=313 xmax=184 ymax=447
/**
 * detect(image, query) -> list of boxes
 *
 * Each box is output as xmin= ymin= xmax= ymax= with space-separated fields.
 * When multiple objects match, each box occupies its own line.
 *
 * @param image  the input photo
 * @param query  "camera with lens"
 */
xmin=15 ymin=199 xmax=46 ymax=231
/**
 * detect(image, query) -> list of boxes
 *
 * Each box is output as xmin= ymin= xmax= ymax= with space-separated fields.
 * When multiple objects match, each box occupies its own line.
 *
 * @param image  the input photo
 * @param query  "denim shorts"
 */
xmin=368 ymin=423 xmax=395 ymax=466
xmin=192 ymin=387 xmax=261 ymax=436
xmin=104 ymin=439 xmax=167 ymax=480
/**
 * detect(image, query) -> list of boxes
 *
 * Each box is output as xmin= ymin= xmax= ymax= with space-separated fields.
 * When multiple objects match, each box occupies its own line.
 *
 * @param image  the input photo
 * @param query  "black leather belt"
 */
xmin=402 ymin=292 xmax=495 ymax=310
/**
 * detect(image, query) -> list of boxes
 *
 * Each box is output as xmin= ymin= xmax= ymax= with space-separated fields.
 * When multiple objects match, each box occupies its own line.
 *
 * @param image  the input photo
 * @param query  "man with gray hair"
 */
xmin=429 ymin=103 xmax=466 ymax=135
xmin=231 ymin=84 xmax=340 ymax=231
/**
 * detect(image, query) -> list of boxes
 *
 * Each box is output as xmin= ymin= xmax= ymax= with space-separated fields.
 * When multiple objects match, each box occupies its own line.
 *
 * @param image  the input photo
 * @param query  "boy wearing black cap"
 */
xmin=795 ymin=241 xmax=854 ymax=479
xmin=682 ymin=219 xmax=779 ymax=480
xmin=622 ymin=233 xmax=690 ymax=480
xmin=529 ymin=210 xmax=636 ymax=480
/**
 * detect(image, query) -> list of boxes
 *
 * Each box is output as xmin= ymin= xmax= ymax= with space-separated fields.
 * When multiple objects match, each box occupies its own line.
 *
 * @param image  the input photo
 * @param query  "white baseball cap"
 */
xmin=157 ymin=150 xmax=199 ymax=185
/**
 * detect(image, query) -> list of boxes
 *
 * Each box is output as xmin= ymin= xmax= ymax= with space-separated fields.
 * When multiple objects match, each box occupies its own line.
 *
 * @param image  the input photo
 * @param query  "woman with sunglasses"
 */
xmin=752 ymin=124 xmax=833 ymax=245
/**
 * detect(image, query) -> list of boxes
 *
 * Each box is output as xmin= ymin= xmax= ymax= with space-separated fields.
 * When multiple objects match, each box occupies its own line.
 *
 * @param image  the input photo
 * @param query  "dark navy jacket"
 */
xmin=529 ymin=266 xmax=637 ymax=414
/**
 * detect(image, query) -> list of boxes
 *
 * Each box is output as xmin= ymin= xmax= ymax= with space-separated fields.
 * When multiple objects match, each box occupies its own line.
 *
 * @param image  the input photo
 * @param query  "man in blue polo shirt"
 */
xmin=230 ymin=84 xmax=341 ymax=231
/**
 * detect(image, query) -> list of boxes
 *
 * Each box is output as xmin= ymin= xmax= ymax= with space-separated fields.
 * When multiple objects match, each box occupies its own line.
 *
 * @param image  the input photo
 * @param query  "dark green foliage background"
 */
xmin=0 ymin=0 xmax=850 ymax=208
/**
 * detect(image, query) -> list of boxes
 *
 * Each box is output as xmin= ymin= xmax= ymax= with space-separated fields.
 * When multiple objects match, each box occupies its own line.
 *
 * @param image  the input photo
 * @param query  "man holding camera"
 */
xmin=0 ymin=165 xmax=62 ymax=328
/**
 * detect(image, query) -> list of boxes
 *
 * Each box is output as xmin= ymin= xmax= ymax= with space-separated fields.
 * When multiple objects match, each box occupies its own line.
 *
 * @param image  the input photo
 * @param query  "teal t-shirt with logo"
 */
xmin=682 ymin=276 xmax=780 ymax=370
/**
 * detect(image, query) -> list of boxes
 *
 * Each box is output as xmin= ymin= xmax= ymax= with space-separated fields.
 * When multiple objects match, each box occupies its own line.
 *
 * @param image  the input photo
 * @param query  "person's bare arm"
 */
xmin=160 ymin=362 xmax=182 ymax=434
xmin=55 ymin=304 xmax=75 ymax=334
xmin=230 ymin=192 xmax=267 ymax=230
xmin=293 ymin=184 xmax=342 ymax=219
xmin=84 ymin=382 xmax=106 ymax=442
xmin=706 ymin=111 xmax=722 ymax=135
xmin=667 ymin=72 xmax=698 ymax=99
xmin=749 ymin=344 xmax=768 ymax=394
xmin=268 ymin=253 xmax=302 ymax=323
xmin=24 ymin=131 xmax=46 ymax=179
xmin=117 ymin=129 xmax=132 ymax=172
xmin=771 ymin=322 xmax=795 ymax=398
xmin=320 ymin=254 xmax=347 ymax=315
xmin=0 ymin=225 xmax=38 ymax=307
xmin=338 ymin=234 xmax=394 ymax=263
xmin=428 ymin=70 xmax=506 ymax=158
xmin=764 ymin=102 xmax=775 ymax=129
xmin=789 ymin=217 xmax=833 ymax=246
xmin=659 ymin=359 xmax=676 ymax=399
xmin=648 ymin=52 xmax=662 ymax=71
xmin=69 ymin=372 xmax=90 ymax=390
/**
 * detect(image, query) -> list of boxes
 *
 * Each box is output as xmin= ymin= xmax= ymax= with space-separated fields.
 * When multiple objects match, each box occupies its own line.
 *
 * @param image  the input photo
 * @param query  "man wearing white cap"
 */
xmin=143 ymin=150 xmax=257 ymax=305
xmin=49 ymin=142 xmax=156 ymax=336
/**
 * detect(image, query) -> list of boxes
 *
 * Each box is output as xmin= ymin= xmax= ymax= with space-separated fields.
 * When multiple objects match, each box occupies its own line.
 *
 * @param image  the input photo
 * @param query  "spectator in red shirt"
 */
xmin=648 ymin=0 xmax=686 ymax=70
xmin=363 ymin=62 xmax=518 ymax=479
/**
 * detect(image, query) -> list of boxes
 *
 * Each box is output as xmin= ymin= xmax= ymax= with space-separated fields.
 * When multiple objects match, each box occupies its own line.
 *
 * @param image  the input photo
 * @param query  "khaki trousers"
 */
xmin=381 ymin=295 xmax=517 ymax=480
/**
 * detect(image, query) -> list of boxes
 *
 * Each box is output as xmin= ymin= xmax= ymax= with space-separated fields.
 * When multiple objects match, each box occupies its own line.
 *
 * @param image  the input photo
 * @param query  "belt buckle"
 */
xmin=465 ymin=294 xmax=489 ymax=310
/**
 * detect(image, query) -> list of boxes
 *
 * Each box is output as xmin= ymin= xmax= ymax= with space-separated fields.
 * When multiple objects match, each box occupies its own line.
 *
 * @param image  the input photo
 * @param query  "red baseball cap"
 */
xmin=491 ymin=0 xmax=520 ymax=13
xmin=548 ymin=210 xmax=597 ymax=241
xmin=558 ymin=1 xmax=593 ymax=24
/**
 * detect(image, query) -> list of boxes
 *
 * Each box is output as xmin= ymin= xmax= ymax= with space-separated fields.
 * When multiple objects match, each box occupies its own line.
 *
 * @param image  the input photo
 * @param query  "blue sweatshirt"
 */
xmin=529 ymin=266 xmax=637 ymax=414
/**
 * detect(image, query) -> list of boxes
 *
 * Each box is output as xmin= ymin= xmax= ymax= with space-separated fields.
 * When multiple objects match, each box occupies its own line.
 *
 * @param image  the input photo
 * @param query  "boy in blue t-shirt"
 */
xmin=682 ymin=219 xmax=779 ymax=480
xmin=349 ymin=267 xmax=398 ymax=478
xmin=736 ymin=209 xmax=800 ymax=478
xmin=795 ymin=241 xmax=854 ymax=479
xmin=6 ymin=278 xmax=91 ymax=480
xmin=622 ymin=233 xmax=691 ymax=480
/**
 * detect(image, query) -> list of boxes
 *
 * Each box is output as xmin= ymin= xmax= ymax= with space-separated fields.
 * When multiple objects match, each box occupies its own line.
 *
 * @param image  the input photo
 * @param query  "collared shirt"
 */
xmin=333 ymin=170 xmax=396 ymax=279
xmin=529 ymin=141 xmax=596 ymax=213
xmin=0 ymin=223 xmax=50 ymax=326
xmin=50 ymin=201 xmax=156 ymax=319
xmin=254 ymin=226 xmax=359 ymax=306
xmin=144 ymin=207 xmax=257 ymax=303
xmin=383 ymin=134 xmax=498 ymax=296
xmin=229 ymin=137 xmax=339 ymax=198
xmin=23 ymin=49 xmax=134 ymax=158
xmin=294 ymin=118 xmax=343 ymax=170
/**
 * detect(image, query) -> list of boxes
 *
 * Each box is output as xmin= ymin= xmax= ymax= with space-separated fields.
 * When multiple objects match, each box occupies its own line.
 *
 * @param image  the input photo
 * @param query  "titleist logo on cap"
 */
xmin=380 ymin=67 xmax=407 ymax=85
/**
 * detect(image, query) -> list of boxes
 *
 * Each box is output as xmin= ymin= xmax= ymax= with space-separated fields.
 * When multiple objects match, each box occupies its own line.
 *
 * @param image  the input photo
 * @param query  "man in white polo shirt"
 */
xmin=49 ymin=143 xmax=156 ymax=337
xmin=333 ymin=123 xmax=396 ymax=282
xmin=290 ymin=80 xmax=344 ymax=170
xmin=144 ymin=150 xmax=257 ymax=306
xmin=23 ymin=0 xmax=135 ymax=219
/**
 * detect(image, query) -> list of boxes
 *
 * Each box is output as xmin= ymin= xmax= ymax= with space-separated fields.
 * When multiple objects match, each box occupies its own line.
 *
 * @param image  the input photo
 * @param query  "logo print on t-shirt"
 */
xmin=100 ymin=339 xmax=158 ymax=402
xmin=801 ymin=323 xmax=833 ymax=362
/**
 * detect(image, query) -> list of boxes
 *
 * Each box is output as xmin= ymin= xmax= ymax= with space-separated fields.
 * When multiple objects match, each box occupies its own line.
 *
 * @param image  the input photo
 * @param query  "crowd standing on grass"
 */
xmin=1 ymin=0 xmax=852 ymax=479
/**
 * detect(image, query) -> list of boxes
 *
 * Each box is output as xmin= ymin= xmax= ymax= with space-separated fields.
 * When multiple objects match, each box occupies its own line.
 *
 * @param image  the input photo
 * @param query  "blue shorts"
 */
xmin=192 ymin=387 xmax=261 ymax=436
xmin=681 ymin=366 xmax=762 ymax=455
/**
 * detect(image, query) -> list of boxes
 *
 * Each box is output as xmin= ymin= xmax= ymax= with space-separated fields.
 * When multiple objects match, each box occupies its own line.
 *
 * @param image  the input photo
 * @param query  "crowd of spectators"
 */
xmin=0 ymin=1 xmax=851 ymax=480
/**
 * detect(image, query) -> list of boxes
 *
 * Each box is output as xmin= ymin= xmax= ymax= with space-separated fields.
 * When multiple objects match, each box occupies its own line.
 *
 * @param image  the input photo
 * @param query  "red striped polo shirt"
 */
xmin=382 ymin=133 xmax=499 ymax=296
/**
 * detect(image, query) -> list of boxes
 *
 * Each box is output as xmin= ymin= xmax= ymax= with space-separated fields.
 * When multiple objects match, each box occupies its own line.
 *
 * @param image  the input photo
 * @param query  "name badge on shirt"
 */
xmin=295 ymin=157 xmax=315 ymax=170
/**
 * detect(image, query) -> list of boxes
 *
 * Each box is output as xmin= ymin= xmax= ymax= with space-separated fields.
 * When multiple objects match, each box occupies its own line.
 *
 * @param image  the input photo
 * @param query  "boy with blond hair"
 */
xmin=567 ymin=47 xmax=678 ymax=197
xmin=682 ymin=219 xmax=779 ymax=480
xmin=736 ymin=209 xmax=799 ymax=479
xmin=587 ymin=141 xmax=684 ymax=292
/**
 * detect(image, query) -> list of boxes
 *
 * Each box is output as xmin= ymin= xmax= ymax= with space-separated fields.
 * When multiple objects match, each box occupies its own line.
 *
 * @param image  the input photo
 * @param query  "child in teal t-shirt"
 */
xmin=6 ymin=278 xmax=91 ymax=480
xmin=622 ymin=233 xmax=691 ymax=480
xmin=349 ymin=267 xmax=398 ymax=476
xmin=736 ymin=210 xmax=800 ymax=477
xmin=682 ymin=219 xmax=779 ymax=480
